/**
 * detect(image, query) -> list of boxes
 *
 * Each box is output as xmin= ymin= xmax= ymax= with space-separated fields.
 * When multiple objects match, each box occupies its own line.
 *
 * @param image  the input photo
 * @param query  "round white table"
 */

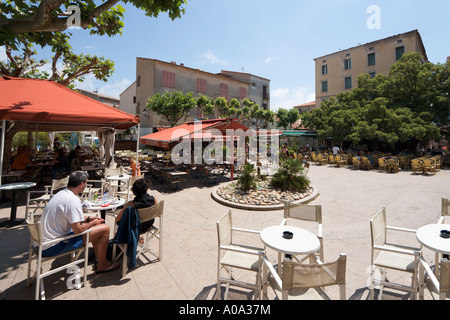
xmin=0 ymin=182 xmax=36 ymax=227
xmin=416 ymin=224 xmax=450 ymax=276
xmin=260 ymin=225 xmax=320 ymax=274
xmin=84 ymin=197 xmax=126 ymax=219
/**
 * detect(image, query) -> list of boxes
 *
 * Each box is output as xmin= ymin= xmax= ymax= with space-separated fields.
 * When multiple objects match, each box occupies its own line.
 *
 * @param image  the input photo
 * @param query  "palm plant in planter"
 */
xmin=270 ymin=158 xmax=310 ymax=191
xmin=237 ymin=163 xmax=257 ymax=191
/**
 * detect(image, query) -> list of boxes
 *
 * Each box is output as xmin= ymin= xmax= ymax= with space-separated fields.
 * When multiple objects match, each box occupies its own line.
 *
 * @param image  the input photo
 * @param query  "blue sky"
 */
xmin=2 ymin=0 xmax=450 ymax=111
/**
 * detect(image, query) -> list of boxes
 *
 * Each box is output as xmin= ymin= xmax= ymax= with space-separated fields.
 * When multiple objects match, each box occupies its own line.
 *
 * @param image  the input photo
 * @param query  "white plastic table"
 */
xmin=0 ymin=182 xmax=36 ymax=227
xmin=106 ymin=174 xmax=131 ymax=192
xmin=84 ymin=197 xmax=126 ymax=219
xmin=416 ymin=224 xmax=450 ymax=276
xmin=260 ymin=225 xmax=320 ymax=274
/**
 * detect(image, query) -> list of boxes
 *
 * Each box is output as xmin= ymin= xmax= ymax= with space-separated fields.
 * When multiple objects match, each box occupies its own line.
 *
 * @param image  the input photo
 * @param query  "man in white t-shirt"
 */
xmin=332 ymin=145 xmax=340 ymax=156
xmin=40 ymin=171 xmax=119 ymax=274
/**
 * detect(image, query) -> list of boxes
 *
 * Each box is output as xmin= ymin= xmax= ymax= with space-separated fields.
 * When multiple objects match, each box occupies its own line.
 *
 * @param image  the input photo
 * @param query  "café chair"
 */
xmin=281 ymin=202 xmax=324 ymax=262
xmin=114 ymin=174 xmax=144 ymax=201
xmin=26 ymin=213 xmax=91 ymax=300
xmin=438 ymin=198 xmax=450 ymax=224
xmin=216 ymin=210 xmax=265 ymax=300
xmin=25 ymin=176 xmax=69 ymax=219
xmin=369 ymin=207 xmax=422 ymax=300
xmin=418 ymin=257 xmax=450 ymax=300
xmin=114 ymin=200 xmax=164 ymax=278
xmin=262 ymin=254 xmax=347 ymax=300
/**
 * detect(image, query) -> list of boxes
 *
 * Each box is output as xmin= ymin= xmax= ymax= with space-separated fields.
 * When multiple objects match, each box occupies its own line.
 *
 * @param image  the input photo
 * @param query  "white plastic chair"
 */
xmin=25 ymin=176 xmax=69 ymax=219
xmin=26 ymin=213 xmax=91 ymax=300
xmin=281 ymin=201 xmax=324 ymax=262
xmin=263 ymin=254 xmax=347 ymax=300
xmin=369 ymin=208 xmax=421 ymax=300
xmin=216 ymin=210 xmax=265 ymax=300
xmin=114 ymin=200 xmax=164 ymax=277
xmin=419 ymin=257 xmax=450 ymax=300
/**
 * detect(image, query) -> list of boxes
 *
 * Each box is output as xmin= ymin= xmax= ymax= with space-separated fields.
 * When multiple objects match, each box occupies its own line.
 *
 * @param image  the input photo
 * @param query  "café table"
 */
xmin=106 ymin=173 xmax=131 ymax=192
xmin=81 ymin=164 xmax=107 ymax=171
xmin=0 ymin=182 xmax=36 ymax=227
xmin=260 ymin=225 xmax=320 ymax=275
xmin=83 ymin=197 xmax=126 ymax=220
xmin=416 ymin=223 xmax=450 ymax=276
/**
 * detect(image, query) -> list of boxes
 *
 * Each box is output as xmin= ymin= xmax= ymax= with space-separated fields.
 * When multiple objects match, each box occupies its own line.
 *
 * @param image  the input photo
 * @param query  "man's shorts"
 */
xmin=42 ymin=233 xmax=84 ymax=257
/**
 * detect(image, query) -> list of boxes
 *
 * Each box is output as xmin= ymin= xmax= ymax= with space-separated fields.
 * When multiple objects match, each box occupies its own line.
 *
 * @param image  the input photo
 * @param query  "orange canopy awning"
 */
xmin=0 ymin=76 xmax=139 ymax=131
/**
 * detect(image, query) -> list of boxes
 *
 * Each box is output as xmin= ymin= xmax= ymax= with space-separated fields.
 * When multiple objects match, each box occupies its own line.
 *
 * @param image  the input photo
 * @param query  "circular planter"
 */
xmin=211 ymin=181 xmax=319 ymax=211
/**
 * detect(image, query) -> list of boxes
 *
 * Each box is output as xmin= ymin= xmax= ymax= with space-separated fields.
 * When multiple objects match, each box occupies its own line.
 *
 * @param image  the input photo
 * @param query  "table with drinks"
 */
xmin=83 ymin=191 xmax=126 ymax=220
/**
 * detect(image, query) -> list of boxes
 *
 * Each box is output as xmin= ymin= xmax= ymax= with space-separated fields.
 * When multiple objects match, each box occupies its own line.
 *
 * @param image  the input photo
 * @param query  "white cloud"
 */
xmin=264 ymin=56 xmax=279 ymax=64
xmin=75 ymin=75 xmax=132 ymax=99
xmin=0 ymin=46 xmax=7 ymax=62
xmin=270 ymin=86 xmax=315 ymax=112
xmin=201 ymin=50 xmax=228 ymax=65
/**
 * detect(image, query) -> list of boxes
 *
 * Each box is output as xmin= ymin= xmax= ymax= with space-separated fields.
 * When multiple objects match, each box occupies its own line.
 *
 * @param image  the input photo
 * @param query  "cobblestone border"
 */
xmin=211 ymin=182 xmax=319 ymax=211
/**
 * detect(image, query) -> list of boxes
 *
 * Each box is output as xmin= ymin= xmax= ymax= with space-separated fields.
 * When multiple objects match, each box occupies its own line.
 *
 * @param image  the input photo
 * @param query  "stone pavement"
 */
xmin=0 ymin=164 xmax=449 ymax=300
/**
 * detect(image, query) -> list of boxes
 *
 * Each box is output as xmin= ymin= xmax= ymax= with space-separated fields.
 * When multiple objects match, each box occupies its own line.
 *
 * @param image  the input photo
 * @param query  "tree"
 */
xmin=146 ymin=91 xmax=196 ymax=127
xmin=300 ymin=53 xmax=445 ymax=152
xmin=1 ymin=0 xmax=187 ymax=50
xmin=276 ymin=108 xmax=299 ymax=130
xmin=196 ymin=94 xmax=214 ymax=119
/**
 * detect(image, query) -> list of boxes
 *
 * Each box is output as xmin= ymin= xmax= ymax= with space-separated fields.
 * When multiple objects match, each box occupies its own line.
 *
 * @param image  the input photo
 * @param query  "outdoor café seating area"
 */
xmin=303 ymin=151 xmax=444 ymax=175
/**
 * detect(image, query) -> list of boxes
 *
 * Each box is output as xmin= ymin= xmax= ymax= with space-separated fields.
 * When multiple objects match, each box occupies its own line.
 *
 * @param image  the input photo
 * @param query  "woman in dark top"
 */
xmin=115 ymin=178 xmax=156 ymax=233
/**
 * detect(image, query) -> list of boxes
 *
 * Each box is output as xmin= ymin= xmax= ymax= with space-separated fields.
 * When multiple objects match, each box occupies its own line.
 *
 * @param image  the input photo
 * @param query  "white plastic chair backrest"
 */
xmin=26 ymin=215 xmax=42 ymax=245
xmin=370 ymin=208 xmax=387 ymax=246
xmin=217 ymin=211 xmax=232 ymax=246
xmin=284 ymin=202 xmax=322 ymax=223
xmin=50 ymin=176 xmax=69 ymax=194
xmin=442 ymin=198 xmax=450 ymax=217
xmin=137 ymin=200 xmax=164 ymax=224
xmin=282 ymin=254 xmax=347 ymax=290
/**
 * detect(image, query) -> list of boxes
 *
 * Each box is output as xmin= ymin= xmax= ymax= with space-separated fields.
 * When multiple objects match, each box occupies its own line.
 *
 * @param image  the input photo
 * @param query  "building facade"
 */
xmin=120 ymin=58 xmax=270 ymax=136
xmin=314 ymin=30 xmax=428 ymax=108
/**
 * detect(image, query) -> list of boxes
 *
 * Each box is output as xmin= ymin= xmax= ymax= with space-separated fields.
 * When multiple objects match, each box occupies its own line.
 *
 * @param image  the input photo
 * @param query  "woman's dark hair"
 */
xmin=132 ymin=178 xmax=150 ymax=197
xmin=68 ymin=171 xmax=89 ymax=188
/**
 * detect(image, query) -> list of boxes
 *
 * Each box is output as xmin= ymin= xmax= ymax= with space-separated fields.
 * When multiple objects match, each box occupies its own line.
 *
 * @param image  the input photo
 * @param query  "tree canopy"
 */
xmin=301 ymin=52 xmax=449 ymax=152
xmin=1 ymin=0 xmax=188 ymax=49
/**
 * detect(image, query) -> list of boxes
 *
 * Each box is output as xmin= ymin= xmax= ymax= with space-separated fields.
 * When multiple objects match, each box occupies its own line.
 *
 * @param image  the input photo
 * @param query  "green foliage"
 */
xmin=238 ymin=163 xmax=257 ymax=191
xmin=1 ymin=0 xmax=187 ymax=50
xmin=146 ymin=91 xmax=196 ymax=127
xmin=270 ymin=158 xmax=310 ymax=192
xmin=276 ymin=108 xmax=300 ymax=130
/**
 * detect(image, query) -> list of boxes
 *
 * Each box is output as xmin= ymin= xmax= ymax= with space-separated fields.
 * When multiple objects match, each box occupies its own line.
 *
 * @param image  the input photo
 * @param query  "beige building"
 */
xmin=120 ymin=58 xmax=270 ymax=136
xmin=293 ymin=101 xmax=317 ymax=115
xmin=77 ymin=88 xmax=120 ymax=108
xmin=314 ymin=29 xmax=428 ymax=108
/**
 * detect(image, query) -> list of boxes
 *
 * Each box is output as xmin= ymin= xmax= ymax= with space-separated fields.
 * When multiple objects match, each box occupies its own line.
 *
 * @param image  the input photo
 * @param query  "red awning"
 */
xmin=0 ymin=76 xmax=140 ymax=131
xmin=139 ymin=119 xmax=225 ymax=149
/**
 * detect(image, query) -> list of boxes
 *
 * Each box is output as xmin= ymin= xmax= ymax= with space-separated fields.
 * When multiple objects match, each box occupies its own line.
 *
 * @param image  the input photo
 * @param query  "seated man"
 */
xmin=40 ymin=171 xmax=120 ymax=273
xmin=11 ymin=146 xmax=32 ymax=171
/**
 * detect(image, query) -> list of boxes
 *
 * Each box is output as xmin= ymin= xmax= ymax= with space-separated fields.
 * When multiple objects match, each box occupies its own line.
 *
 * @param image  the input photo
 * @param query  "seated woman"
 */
xmin=115 ymin=178 xmax=156 ymax=234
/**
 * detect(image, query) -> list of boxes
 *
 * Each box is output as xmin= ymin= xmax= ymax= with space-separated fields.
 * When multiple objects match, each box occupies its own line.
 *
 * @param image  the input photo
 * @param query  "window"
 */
xmin=197 ymin=78 xmax=207 ymax=93
xmin=368 ymin=53 xmax=376 ymax=66
xmin=220 ymin=83 xmax=228 ymax=99
xmin=322 ymin=65 xmax=328 ymax=75
xmin=239 ymin=87 xmax=247 ymax=100
xmin=396 ymin=46 xmax=405 ymax=61
xmin=321 ymin=80 xmax=328 ymax=93
xmin=344 ymin=58 xmax=352 ymax=70
xmin=137 ymin=75 xmax=141 ymax=87
xmin=369 ymin=72 xmax=376 ymax=79
xmin=344 ymin=77 xmax=352 ymax=90
xmin=162 ymin=71 xmax=175 ymax=88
